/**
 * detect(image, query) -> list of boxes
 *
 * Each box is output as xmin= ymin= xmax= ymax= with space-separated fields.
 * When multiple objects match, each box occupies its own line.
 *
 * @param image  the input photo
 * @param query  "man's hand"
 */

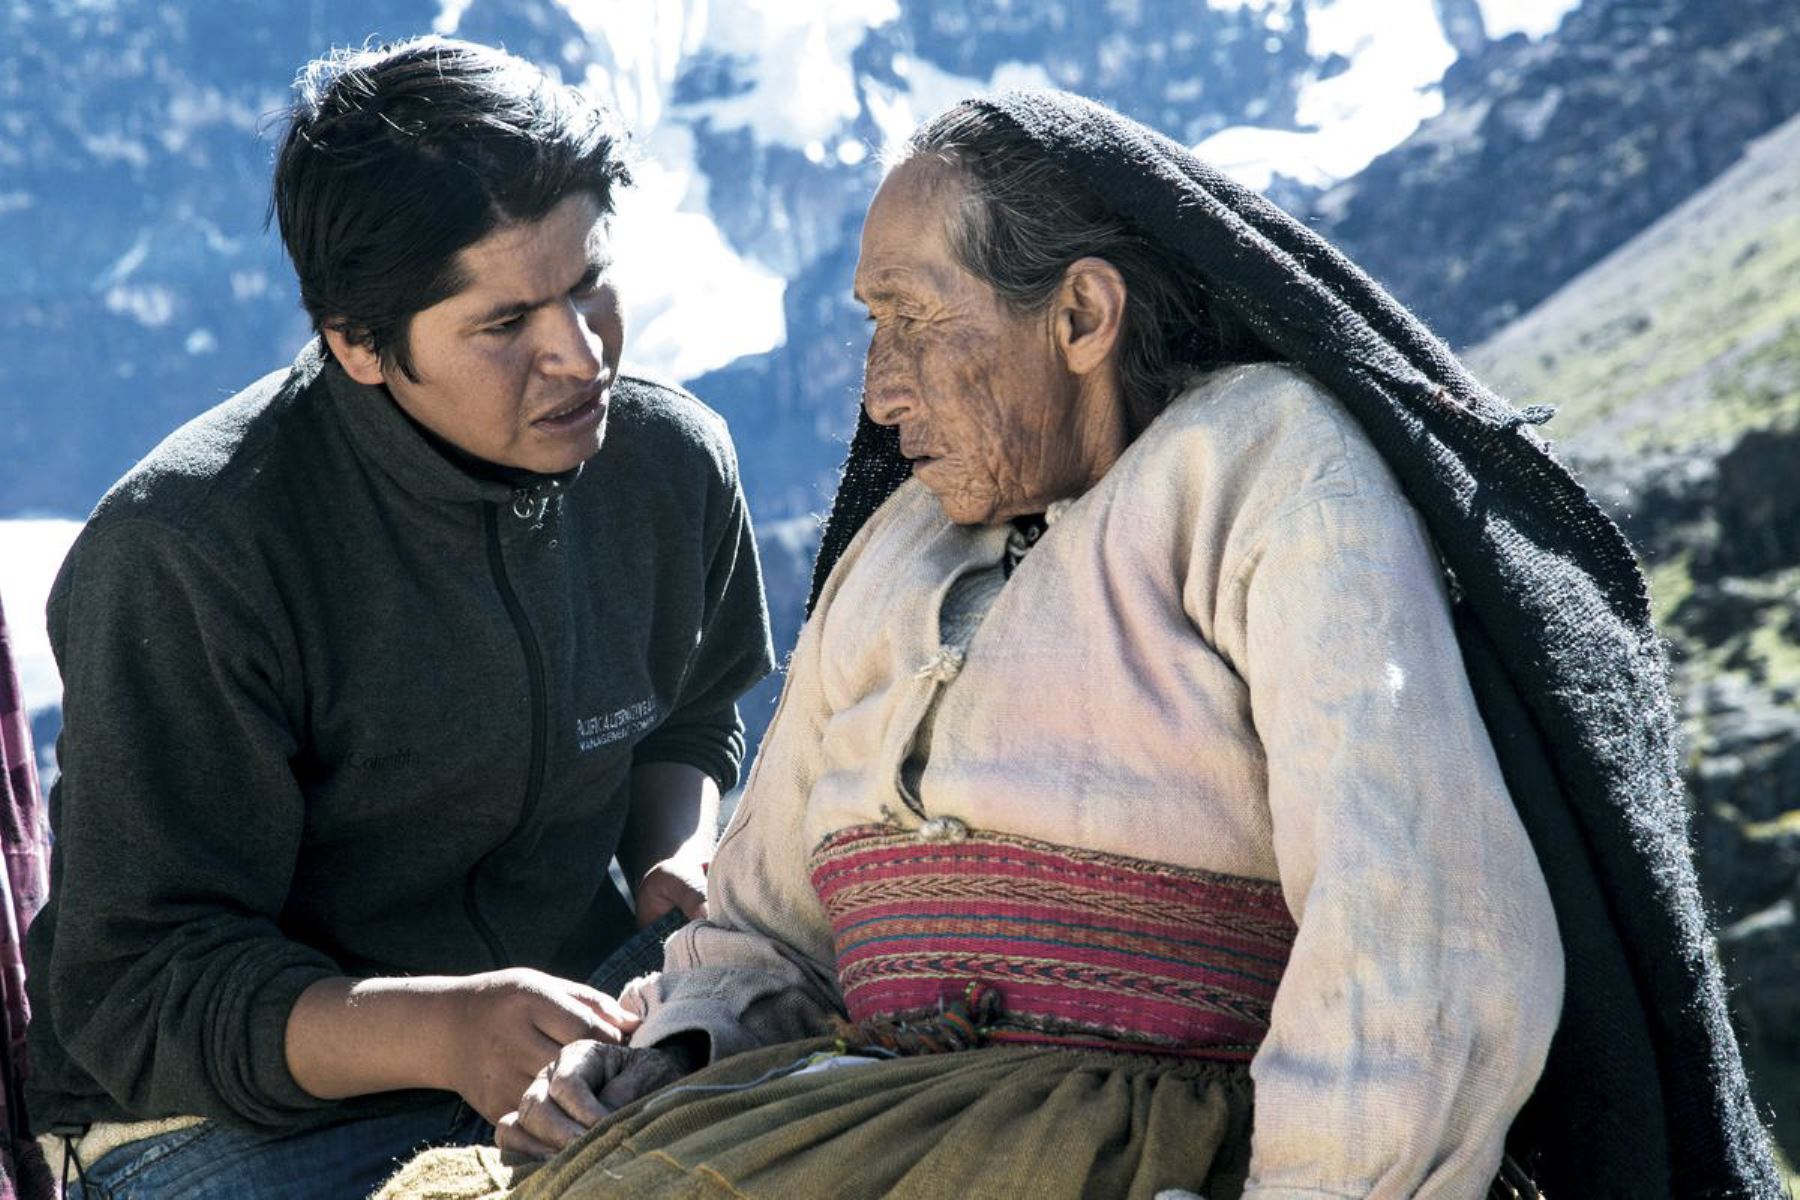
xmin=495 ymin=1040 xmax=690 ymax=1161
xmin=286 ymin=969 xmax=640 ymax=1125
xmin=633 ymin=856 xmax=707 ymax=927
xmin=437 ymin=969 xmax=640 ymax=1125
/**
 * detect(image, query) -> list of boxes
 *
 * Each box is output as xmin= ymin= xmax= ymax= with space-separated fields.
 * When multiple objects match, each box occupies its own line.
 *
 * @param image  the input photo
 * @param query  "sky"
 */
xmin=0 ymin=0 xmax=1583 ymax=717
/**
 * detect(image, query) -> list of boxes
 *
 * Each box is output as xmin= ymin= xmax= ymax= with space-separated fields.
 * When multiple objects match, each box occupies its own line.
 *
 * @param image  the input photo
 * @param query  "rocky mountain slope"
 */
xmin=1469 ymin=110 xmax=1800 ymax=1155
xmin=1311 ymin=0 xmax=1800 ymax=348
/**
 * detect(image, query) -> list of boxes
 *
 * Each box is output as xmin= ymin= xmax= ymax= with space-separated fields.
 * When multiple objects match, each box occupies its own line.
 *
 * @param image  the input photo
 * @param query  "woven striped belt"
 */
xmin=810 ymin=822 xmax=1297 ymax=1061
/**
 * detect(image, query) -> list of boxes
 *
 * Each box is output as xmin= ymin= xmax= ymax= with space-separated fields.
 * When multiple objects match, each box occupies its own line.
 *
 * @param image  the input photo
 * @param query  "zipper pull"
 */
xmin=510 ymin=478 xmax=566 ymax=522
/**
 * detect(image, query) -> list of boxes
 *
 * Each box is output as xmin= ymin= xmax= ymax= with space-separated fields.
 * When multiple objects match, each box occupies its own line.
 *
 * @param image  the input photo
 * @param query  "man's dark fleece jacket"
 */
xmin=24 ymin=341 xmax=774 ymax=1133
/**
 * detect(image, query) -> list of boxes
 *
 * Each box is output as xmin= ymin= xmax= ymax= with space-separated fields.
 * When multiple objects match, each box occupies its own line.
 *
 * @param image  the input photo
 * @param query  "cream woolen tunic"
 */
xmin=627 ymin=364 xmax=1564 ymax=1199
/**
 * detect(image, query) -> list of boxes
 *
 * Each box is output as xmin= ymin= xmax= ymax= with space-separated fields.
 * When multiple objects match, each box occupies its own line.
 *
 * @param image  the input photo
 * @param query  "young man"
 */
xmin=25 ymin=36 xmax=772 ymax=1198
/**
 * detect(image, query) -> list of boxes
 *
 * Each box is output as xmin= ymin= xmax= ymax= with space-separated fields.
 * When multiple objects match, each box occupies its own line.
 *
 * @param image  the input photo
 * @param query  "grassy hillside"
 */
xmin=1469 ymin=113 xmax=1800 ymax=454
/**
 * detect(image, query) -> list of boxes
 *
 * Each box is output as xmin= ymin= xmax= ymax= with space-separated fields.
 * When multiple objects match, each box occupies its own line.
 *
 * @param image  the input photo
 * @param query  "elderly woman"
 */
xmin=384 ymin=93 xmax=1773 ymax=1200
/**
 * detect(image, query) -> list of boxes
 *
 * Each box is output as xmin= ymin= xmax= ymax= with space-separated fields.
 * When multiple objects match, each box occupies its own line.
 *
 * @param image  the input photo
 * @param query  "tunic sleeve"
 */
xmin=622 ymin=537 xmax=854 ymax=1063
xmin=1229 ymin=492 xmax=1563 ymax=1198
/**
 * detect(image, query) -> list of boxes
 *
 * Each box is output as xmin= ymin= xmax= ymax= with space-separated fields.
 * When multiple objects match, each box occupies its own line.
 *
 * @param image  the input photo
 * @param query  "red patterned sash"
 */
xmin=810 ymin=824 xmax=1297 ymax=1061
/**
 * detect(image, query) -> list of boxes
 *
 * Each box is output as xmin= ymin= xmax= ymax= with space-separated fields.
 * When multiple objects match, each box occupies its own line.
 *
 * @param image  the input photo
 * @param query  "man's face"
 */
xmin=360 ymin=192 xmax=624 ymax=474
xmin=853 ymin=159 xmax=1091 ymax=526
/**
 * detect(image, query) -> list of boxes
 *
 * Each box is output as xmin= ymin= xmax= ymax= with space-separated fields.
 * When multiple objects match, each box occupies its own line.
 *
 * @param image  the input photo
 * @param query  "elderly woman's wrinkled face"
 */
xmin=854 ymin=160 xmax=1105 ymax=526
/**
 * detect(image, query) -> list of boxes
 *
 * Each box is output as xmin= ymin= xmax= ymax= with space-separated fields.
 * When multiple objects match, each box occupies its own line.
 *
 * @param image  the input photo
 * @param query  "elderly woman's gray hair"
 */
xmin=904 ymin=101 xmax=1272 ymax=437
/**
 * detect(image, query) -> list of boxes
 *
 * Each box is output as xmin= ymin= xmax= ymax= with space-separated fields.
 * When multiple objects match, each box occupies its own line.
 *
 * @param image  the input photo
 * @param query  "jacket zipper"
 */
xmin=464 ymin=498 xmax=551 ymax=967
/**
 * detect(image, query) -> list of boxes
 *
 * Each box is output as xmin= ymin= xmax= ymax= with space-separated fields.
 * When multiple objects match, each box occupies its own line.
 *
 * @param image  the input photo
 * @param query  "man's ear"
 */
xmin=1054 ymin=257 xmax=1127 ymax=378
xmin=321 ymin=326 xmax=387 ymax=387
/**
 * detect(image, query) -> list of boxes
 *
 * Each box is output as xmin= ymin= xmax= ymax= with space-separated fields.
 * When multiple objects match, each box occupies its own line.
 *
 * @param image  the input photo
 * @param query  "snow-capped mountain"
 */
xmin=0 ymin=0 xmax=1577 ymax=521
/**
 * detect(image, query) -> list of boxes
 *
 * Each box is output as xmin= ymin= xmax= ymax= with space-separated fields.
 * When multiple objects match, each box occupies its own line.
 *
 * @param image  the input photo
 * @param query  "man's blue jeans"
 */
xmin=62 ymin=1098 xmax=491 ymax=1199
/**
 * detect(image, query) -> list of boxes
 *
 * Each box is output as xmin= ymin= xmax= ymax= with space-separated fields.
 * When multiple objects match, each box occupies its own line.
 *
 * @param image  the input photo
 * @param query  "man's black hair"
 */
xmin=272 ymin=36 xmax=631 ymax=381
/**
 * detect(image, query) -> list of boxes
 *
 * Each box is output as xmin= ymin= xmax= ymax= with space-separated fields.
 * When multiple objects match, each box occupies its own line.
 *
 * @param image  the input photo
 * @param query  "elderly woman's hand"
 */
xmin=495 ymin=1038 xmax=693 ymax=1161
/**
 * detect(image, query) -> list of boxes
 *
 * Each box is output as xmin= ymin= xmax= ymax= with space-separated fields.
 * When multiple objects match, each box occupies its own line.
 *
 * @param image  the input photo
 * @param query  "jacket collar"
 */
xmin=311 ymin=339 xmax=583 ymax=508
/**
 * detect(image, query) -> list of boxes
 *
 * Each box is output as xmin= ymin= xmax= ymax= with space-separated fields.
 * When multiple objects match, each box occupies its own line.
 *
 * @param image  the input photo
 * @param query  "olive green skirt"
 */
xmin=376 ymin=1039 xmax=1253 ymax=1200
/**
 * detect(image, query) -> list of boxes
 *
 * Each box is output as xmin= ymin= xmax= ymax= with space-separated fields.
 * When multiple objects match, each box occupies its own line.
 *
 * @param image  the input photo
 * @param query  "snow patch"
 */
xmin=1476 ymin=0 xmax=1581 ymax=40
xmin=605 ymin=122 xmax=787 ymax=382
xmin=561 ymin=0 xmax=898 ymax=149
xmin=0 ymin=519 xmax=83 ymax=715
xmin=1195 ymin=0 xmax=1454 ymax=190
xmin=103 ymin=284 xmax=176 ymax=328
xmin=679 ymin=0 xmax=897 ymax=148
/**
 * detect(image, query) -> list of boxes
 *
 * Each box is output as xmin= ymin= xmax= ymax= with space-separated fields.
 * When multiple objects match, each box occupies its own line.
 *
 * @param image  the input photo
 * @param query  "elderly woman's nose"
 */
xmin=862 ymin=379 xmax=916 ymax=426
xmin=862 ymin=337 xmax=914 ymax=420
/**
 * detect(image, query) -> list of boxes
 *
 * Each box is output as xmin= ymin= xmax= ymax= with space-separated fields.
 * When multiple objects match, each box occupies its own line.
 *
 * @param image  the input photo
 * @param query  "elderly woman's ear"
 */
xmin=1054 ymin=256 xmax=1128 ymax=377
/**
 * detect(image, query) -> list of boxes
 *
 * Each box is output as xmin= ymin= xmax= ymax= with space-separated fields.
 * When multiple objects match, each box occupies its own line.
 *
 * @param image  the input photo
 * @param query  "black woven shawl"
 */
xmin=805 ymin=90 xmax=1779 ymax=1199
